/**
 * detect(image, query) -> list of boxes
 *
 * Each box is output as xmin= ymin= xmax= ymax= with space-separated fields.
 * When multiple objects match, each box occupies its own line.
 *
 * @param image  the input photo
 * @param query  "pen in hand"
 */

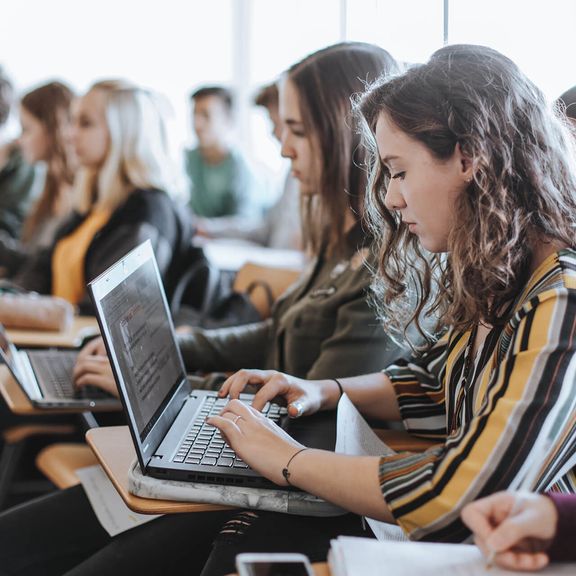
xmin=483 ymin=438 xmax=552 ymax=570
xmin=484 ymin=494 xmax=525 ymax=570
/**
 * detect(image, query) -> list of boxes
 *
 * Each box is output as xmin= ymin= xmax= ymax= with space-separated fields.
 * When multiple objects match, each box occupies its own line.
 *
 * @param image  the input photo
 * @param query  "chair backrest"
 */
xmin=233 ymin=262 xmax=302 ymax=319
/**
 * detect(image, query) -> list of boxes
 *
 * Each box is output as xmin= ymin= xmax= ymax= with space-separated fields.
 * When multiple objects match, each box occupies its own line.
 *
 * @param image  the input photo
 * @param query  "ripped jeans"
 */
xmin=200 ymin=510 xmax=372 ymax=576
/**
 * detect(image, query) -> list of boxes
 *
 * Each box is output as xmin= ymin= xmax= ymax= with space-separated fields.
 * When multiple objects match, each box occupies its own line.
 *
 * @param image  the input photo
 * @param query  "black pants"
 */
xmin=0 ymin=485 xmax=372 ymax=576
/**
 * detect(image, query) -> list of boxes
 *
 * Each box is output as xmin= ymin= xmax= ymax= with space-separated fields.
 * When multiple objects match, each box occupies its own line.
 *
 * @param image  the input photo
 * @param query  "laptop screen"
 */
xmin=90 ymin=241 xmax=188 ymax=442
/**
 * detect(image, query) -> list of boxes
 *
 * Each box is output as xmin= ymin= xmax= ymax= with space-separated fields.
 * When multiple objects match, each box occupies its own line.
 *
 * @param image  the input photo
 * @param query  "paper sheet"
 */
xmin=335 ymin=394 xmax=407 ymax=542
xmin=335 ymin=393 xmax=396 ymax=458
xmin=328 ymin=537 xmax=576 ymax=576
xmin=76 ymin=465 xmax=162 ymax=537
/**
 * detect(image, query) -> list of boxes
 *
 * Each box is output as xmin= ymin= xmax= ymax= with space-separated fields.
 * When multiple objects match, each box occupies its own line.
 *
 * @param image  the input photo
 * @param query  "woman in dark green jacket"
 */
xmin=76 ymin=42 xmax=404 ymax=392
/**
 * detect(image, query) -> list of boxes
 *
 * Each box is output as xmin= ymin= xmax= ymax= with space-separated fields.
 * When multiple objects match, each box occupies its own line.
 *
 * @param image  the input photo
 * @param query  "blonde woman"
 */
xmin=15 ymin=80 xmax=190 ymax=312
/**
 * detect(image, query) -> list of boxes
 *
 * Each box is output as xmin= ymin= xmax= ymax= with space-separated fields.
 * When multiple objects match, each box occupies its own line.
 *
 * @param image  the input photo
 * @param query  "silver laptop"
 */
xmin=89 ymin=240 xmax=335 ymax=488
xmin=0 ymin=324 xmax=120 ymax=409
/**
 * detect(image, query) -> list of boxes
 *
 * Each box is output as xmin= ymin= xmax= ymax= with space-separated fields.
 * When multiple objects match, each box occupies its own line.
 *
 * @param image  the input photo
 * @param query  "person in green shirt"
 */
xmin=185 ymin=86 xmax=260 ymax=223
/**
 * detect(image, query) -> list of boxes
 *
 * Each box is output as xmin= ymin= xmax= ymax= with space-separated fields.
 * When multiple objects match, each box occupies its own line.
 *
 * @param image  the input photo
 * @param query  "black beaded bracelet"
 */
xmin=332 ymin=378 xmax=344 ymax=399
xmin=282 ymin=447 xmax=308 ymax=486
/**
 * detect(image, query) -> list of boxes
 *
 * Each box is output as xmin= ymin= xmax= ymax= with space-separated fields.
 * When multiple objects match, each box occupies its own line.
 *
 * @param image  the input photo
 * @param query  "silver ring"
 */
xmin=233 ymin=414 xmax=243 ymax=425
xmin=292 ymin=401 xmax=304 ymax=418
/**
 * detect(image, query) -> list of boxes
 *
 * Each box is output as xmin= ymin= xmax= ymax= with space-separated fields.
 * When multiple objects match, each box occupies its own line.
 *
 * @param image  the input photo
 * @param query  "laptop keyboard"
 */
xmin=27 ymin=351 xmax=111 ymax=399
xmin=173 ymin=396 xmax=288 ymax=468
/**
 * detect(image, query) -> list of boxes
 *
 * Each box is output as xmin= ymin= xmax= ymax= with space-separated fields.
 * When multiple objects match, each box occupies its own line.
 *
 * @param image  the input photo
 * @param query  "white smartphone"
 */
xmin=236 ymin=552 xmax=314 ymax=576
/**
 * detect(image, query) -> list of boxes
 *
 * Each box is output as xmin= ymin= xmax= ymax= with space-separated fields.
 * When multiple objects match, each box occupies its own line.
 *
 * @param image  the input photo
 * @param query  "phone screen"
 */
xmin=241 ymin=561 xmax=311 ymax=576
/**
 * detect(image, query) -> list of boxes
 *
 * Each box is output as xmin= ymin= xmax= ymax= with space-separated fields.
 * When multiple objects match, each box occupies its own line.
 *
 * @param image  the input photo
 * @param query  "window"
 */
xmin=346 ymin=0 xmax=444 ymax=64
xmin=2 ymin=0 xmax=574 ymax=183
xmin=449 ymin=0 xmax=576 ymax=99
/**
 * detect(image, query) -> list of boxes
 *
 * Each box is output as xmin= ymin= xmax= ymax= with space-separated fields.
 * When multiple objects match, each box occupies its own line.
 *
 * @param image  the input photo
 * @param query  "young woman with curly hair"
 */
xmin=210 ymin=43 xmax=576 ymax=547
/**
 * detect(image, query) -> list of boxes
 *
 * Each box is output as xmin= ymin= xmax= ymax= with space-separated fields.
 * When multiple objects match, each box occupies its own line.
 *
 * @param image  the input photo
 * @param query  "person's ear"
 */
xmin=455 ymin=142 xmax=474 ymax=183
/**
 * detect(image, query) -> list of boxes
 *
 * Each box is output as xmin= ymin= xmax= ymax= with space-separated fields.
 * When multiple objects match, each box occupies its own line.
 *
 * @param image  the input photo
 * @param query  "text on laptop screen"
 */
xmin=100 ymin=257 xmax=183 ymax=437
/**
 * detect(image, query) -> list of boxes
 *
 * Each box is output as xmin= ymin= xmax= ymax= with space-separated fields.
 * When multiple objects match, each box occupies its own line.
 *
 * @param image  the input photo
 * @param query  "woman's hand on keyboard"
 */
xmin=218 ymin=369 xmax=325 ymax=418
xmin=208 ymin=398 xmax=304 ymax=486
xmin=73 ymin=339 xmax=118 ymax=397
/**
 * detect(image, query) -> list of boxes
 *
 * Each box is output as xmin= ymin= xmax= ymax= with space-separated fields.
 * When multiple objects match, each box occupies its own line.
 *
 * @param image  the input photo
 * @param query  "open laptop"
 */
xmin=89 ymin=240 xmax=336 ymax=488
xmin=0 ymin=324 xmax=120 ymax=410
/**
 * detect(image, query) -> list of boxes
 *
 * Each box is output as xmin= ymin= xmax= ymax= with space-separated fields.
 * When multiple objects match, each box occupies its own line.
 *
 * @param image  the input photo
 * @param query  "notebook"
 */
xmin=88 ymin=240 xmax=336 ymax=488
xmin=328 ymin=537 xmax=576 ymax=576
xmin=0 ymin=324 xmax=120 ymax=410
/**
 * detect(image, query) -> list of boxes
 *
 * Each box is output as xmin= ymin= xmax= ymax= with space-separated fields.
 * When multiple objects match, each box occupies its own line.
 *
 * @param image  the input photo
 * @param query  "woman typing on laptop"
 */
xmin=195 ymin=44 xmax=575 ymax=573
xmin=201 ymin=44 xmax=576 ymax=568
xmin=0 ymin=43 xmax=575 ymax=576
xmin=73 ymin=44 xmax=404 ymax=390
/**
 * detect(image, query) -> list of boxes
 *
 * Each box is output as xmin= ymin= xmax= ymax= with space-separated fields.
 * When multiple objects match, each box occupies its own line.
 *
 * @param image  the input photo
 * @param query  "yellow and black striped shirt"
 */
xmin=380 ymin=249 xmax=576 ymax=542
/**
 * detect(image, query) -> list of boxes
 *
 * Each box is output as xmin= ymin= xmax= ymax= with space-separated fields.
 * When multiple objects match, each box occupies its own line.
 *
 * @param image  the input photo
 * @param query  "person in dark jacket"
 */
xmin=75 ymin=43 xmax=404 ymax=391
xmin=13 ymin=79 xmax=191 ymax=313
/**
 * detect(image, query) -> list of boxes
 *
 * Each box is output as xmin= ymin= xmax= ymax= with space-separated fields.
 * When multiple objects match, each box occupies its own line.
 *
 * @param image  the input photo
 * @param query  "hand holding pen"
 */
xmin=461 ymin=491 xmax=558 ymax=572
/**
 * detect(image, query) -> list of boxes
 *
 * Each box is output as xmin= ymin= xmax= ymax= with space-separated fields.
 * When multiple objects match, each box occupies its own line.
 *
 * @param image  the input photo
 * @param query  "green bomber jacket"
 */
xmin=178 ymin=223 xmax=407 ymax=380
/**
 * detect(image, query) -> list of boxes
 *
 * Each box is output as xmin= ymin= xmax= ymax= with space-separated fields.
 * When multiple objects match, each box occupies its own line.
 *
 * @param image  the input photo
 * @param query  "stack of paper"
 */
xmin=328 ymin=537 xmax=575 ymax=576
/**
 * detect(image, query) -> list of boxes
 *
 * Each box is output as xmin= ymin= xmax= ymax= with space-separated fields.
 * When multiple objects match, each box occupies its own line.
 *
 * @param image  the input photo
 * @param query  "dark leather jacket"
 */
xmin=15 ymin=188 xmax=192 ymax=314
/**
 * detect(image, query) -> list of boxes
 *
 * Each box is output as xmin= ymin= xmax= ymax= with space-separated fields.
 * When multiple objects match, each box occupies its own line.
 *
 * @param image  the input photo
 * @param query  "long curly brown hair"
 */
xmin=357 ymin=44 xmax=576 ymax=345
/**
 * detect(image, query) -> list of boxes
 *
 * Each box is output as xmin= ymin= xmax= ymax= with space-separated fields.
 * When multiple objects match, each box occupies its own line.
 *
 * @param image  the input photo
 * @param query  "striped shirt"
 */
xmin=379 ymin=249 xmax=576 ymax=542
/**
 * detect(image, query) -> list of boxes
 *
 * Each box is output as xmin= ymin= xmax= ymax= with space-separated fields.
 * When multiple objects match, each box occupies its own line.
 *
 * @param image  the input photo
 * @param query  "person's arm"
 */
xmin=178 ymin=320 xmax=273 ymax=374
xmin=209 ymin=399 xmax=394 ymax=522
xmin=376 ymin=290 xmax=576 ymax=542
xmin=219 ymin=326 xmax=447 ymax=421
xmin=546 ymin=493 xmax=576 ymax=563
xmin=220 ymin=369 xmax=401 ymax=421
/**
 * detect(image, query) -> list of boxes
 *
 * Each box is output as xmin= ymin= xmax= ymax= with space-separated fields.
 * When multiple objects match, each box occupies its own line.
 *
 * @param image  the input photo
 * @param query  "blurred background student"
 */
xmin=185 ymin=85 xmax=262 ymax=232
xmin=196 ymin=81 xmax=301 ymax=250
xmin=0 ymin=81 xmax=76 ymax=277
xmin=0 ymin=67 xmax=35 ymax=242
xmin=13 ymin=79 xmax=192 ymax=313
